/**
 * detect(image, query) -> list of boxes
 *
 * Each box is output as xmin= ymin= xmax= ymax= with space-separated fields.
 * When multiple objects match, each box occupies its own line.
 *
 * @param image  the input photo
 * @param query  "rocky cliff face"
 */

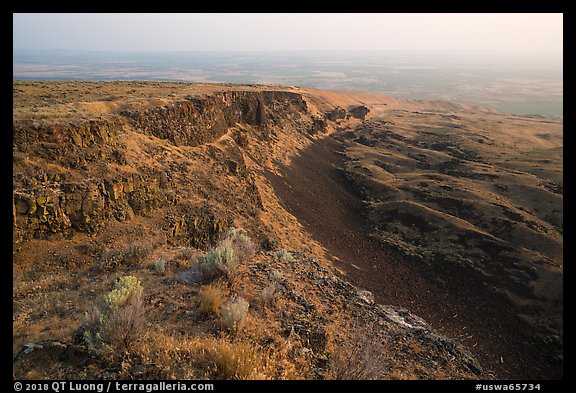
xmin=13 ymin=118 xmax=175 ymax=242
xmin=12 ymin=89 xmax=323 ymax=244
xmin=122 ymin=90 xmax=308 ymax=146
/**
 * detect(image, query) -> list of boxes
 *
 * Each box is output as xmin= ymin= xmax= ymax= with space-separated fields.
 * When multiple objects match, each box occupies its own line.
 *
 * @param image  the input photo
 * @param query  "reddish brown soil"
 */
xmin=266 ymin=134 xmax=561 ymax=380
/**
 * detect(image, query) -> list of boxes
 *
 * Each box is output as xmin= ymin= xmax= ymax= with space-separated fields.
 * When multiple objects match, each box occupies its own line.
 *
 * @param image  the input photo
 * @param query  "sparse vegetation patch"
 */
xmin=327 ymin=320 xmax=388 ymax=380
xmin=154 ymin=258 xmax=167 ymax=275
xmin=84 ymin=275 xmax=146 ymax=355
xmin=276 ymin=249 xmax=294 ymax=263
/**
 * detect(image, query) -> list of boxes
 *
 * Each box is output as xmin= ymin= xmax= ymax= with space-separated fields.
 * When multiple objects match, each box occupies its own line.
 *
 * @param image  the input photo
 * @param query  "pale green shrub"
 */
xmin=85 ymin=276 xmax=146 ymax=353
xmin=224 ymin=227 xmax=256 ymax=262
xmin=154 ymin=258 xmax=167 ymax=275
xmin=220 ymin=296 xmax=249 ymax=333
xmin=276 ymin=249 xmax=294 ymax=263
xmin=200 ymin=239 xmax=239 ymax=281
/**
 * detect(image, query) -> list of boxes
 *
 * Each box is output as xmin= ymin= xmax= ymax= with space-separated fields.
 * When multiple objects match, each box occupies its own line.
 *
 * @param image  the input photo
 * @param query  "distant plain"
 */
xmin=13 ymin=49 xmax=563 ymax=118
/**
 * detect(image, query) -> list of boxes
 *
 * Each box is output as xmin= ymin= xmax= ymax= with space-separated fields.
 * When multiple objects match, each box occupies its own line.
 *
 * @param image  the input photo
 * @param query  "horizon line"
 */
xmin=13 ymin=48 xmax=563 ymax=55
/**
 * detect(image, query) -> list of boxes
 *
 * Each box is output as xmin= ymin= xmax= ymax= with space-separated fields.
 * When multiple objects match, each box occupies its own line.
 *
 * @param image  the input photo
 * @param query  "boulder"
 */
xmin=348 ymin=105 xmax=370 ymax=120
xmin=325 ymin=106 xmax=347 ymax=121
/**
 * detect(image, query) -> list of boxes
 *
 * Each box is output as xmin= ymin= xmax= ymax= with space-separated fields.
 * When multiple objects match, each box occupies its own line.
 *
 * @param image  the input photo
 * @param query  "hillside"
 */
xmin=12 ymin=81 xmax=562 ymax=379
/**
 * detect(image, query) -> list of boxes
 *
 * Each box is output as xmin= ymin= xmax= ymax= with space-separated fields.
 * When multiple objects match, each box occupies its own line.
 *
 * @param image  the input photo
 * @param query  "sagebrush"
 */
xmin=276 ymin=249 xmax=294 ymax=263
xmin=200 ymin=239 xmax=238 ymax=281
xmin=84 ymin=275 xmax=146 ymax=354
xmin=224 ymin=227 xmax=256 ymax=263
xmin=198 ymin=228 xmax=255 ymax=282
xmin=220 ymin=296 xmax=249 ymax=333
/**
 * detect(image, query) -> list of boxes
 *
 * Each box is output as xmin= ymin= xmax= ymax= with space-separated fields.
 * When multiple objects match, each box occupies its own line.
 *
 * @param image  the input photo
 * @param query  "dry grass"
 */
xmin=209 ymin=340 xmax=263 ymax=380
xmin=326 ymin=319 xmax=389 ymax=380
xmin=133 ymin=330 xmax=301 ymax=380
xmin=99 ymin=242 xmax=152 ymax=271
xmin=199 ymin=281 xmax=228 ymax=316
xmin=133 ymin=331 xmax=210 ymax=379
xmin=206 ymin=337 xmax=302 ymax=380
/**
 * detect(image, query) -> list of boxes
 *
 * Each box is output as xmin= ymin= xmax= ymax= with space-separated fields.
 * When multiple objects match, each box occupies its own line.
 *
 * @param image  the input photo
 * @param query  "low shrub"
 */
xmin=100 ymin=294 xmax=146 ymax=353
xmin=224 ymin=228 xmax=256 ymax=263
xmin=261 ymin=282 xmax=278 ymax=306
xmin=276 ymin=249 xmax=294 ymax=263
xmin=154 ymin=258 xmax=167 ymax=275
xmin=99 ymin=242 xmax=152 ymax=271
xmin=200 ymin=239 xmax=239 ymax=282
xmin=187 ymin=228 xmax=256 ymax=283
xmin=269 ymin=269 xmax=283 ymax=282
xmin=123 ymin=243 xmax=152 ymax=265
xmin=84 ymin=276 xmax=146 ymax=354
xmin=104 ymin=275 xmax=143 ymax=308
xmin=220 ymin=296 xmax=249 ymax=334
xmin=326 ymin=320 xmax=388 ymax=380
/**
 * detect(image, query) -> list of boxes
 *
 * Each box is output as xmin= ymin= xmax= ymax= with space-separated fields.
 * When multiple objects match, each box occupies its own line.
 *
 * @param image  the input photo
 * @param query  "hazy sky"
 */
xmin=13 ymin=13 xmax=563 ymax=53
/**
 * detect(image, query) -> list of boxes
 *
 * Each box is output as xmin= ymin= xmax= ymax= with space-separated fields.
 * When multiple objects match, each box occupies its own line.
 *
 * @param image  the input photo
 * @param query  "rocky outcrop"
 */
xmin=325 ymin=106 xmax=347 ymax=122
xmin=13 ymin=119 xmax=124 ymax=172
xmin=310 ymin=116 xmax=328 ymax=134
xmin=348 ymin=105 xmax=370 ymax=120
xmin=13 ymin=172 xmax=177 ymax=242
xmin=13 ymin=119 xmax=121 ymax=149
xmin=123 ymin=90 xmax=308 ymax=146
xmin=252 ymin=251 xmax=487 ymax=379
xmin=164 ymin=202 xmax=232 ymax=248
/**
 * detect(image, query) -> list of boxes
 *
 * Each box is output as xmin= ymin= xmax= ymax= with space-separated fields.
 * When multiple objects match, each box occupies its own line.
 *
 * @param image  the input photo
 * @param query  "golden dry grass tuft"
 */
xmin=133 ymin=331 xmax=211 ymax=379
xmin=133 ymin=330 xmax=302 ymax=380
xmin=208 ymin=340 xmax=264 ymax=380
xmin=199 ymin=281 xmax=228 ymax=316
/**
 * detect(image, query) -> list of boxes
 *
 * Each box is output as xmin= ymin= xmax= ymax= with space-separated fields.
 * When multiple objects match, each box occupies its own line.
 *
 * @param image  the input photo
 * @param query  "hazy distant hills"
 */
xmin=13 ymin=49 xmax=563 ymax=118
